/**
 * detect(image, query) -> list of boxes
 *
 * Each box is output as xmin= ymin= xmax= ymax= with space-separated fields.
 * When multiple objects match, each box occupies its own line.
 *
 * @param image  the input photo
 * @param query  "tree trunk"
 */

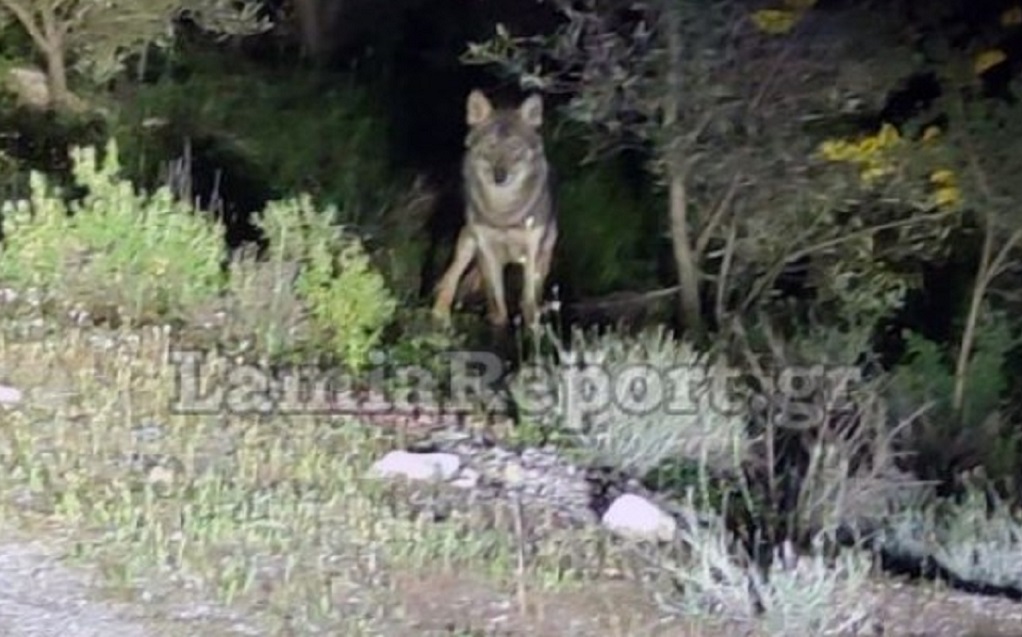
xmin=668 ymin=166 xmax=704 ymax=338
xmin=661 ymin=0 xmax=704 ymax=339
xmin=36 ymin=5 xmax=83 ymax=113
xmin=44 ymin=46 xmax=69 ymax=108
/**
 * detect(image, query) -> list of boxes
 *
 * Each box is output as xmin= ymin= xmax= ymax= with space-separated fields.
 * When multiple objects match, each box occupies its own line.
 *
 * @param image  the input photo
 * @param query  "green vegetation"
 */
xmin=0 ymin=140 xmax=225 ymax=322
xmin=257 ymin=193 xmax=398 ymax=371
xmin=111 ymin=56 xmax=398 ymax=222
xmin=0 ymin=0 xmax=1020 ymax=634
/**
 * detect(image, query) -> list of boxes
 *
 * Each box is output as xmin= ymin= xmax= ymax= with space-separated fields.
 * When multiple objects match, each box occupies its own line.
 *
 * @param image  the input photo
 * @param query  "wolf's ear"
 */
xmin=466 ymin=90 xmax=493 ymax=126
xmin=519 ymin=94 xmax=543 ymax=128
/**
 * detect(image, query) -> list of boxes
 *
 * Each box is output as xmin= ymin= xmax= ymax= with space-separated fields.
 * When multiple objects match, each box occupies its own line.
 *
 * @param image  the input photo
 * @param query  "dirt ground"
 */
xmin=1 ymin=526 xmax=1020 ymax=637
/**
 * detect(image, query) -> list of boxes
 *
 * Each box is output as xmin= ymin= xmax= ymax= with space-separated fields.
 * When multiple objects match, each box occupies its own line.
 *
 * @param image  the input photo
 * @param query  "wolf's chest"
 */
xmin=471 ymin=222 xmax=546 ymax=264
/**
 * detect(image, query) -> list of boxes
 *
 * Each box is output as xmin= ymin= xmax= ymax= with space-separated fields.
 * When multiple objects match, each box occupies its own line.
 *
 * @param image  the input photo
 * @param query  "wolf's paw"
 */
xmin=431 ymin=304 xmax=454 ymax=327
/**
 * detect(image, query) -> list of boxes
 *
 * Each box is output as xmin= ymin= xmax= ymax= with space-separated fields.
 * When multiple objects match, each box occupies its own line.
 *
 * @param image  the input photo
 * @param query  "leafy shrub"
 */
xmin=248 ymin=194 xmax=398 ymax=372
xmin=511 ymin=325 xmax=749 ymax=477
xmin=879 ymin=475 xmax=1022 ymax=591
xmin=727 ymin=316 xmax=930 ymax=548
xmin=653 ymin=494 xmax=876 ymax=637
xmin=215 ymin=242 xmax=305 ymax=360
xmin=112 ymin=50 xmax=436 ymax=302
xmin=0 ymin=139 xmax=225 ymax=323
xmin=888 ymin=310 xmax=1020 ymax=484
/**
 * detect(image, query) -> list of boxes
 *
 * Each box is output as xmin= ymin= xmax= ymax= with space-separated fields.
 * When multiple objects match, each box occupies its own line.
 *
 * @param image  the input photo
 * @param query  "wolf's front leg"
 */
xmin=521 ymin=252 xmax=541 ymax=330
xmin=433 ymin=228 xmax=476 ymax=324
xmin=523 ymin=226 xmax=555 ymax=330
xmin=476 ymin=245 xmax=509 ymax=328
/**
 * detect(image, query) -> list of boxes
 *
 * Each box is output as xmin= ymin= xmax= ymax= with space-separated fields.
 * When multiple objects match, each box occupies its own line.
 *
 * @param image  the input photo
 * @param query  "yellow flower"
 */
xmin=1001 ymin=6 xmax=1022 ymax=26
xmin=751 ymin=9 xmax=798 ymax=35
xmin=857 ymin=136 xmax=880 ymax=156
xmin=930 ymin=169 xmax=956 ymax=186
xmin=934 ymin=186 xmax=961 ymax=207
xmin=861 ymin=164 xmax=892 ymax=184
xmin=820 ymin=124 xmax=900 ymax=165
xmin=876 ymin=122 xmax=901 ymax=146
xmin=819 ymin=139 xmax=852 ymax=161
xmin=974 ymin=49 xmax=1008 ymax=75
xmin=921 ymin=125 xmax=941 ymax=142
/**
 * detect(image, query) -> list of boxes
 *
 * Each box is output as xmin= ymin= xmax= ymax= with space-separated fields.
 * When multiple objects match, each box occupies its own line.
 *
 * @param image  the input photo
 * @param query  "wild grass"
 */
xmin=0 ymin=320 xmax=651 ymax=635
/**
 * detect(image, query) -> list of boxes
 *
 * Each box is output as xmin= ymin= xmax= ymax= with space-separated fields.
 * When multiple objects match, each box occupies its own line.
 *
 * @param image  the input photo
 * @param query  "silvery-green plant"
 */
xmin=655 ymin=493 xmax=875 ymax=636
xmin=879 ymin=480 xmax=1022 ymax=590
xmin=512 ymin=325 xmax=748 ymax=476
xmin=751 ymin=539 xmax=874 ymax=636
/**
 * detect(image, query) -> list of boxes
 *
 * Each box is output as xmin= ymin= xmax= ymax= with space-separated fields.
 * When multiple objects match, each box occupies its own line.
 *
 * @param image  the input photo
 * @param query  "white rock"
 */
xmin=0 ymin=385 xmax=23 ymax=407
xmin=368 ymin=451 xmax=461 ymax=482
xmin=503 ymin=462 xmax=526 ymax=486
xmin=601 ymin=494 xmax=677 ymax=543
xmin=451 ymin=468 xmax=480 ymax=489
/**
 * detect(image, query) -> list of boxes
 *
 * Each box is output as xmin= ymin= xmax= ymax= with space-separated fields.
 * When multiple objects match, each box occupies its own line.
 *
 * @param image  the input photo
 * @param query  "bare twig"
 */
xmin=952 ymin=123 xmax=1022 ymax=412
xmin=565 ymin=286 xmax=682 ymax=312
xmin=695 ymin=171 xmax=743 ymax=261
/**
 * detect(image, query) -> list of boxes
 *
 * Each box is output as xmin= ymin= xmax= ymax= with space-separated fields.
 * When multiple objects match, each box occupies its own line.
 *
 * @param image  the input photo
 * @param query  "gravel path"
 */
xmin=0 ymin=537 xmax=153 ymax=637
xmin=0 ymin=532 xmax=255 ymax=637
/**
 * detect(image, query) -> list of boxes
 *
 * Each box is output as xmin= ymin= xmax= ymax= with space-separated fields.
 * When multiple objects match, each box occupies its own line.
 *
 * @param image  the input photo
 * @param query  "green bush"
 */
xmin=0 ymin=139 xmax=225 ymax=323
xmin=888 ymin=310 xmax=1020 ymax=484
xmin=250 ymin=194 xmax=398 ymax=372
xmin=554 ymin=166 xmax=657 ymax=297
xmin=657 ymin=498 xmax=875 ymax=637
xmin=110 ymin=50 xmax=435 ymax=303
xmin=880 ymin=477 xmax=1022 ymax=590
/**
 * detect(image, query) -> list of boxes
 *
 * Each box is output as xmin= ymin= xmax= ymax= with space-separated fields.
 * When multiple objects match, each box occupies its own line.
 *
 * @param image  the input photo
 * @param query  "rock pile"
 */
xmin=369 ymin=433 xmax=680 ymax=544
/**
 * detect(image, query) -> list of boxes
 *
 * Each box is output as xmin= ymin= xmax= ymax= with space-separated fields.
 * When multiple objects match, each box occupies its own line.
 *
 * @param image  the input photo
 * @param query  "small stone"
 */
xmin=146 ymin=464 xmax=177 ymax=486
xmin=451 ymin=468 xmax=480 ymax=489
xmin=503 ymin=461 xmax=526 ymax=486
xmin=133 ymin=422 xmax=165 ymax=442
xmin=369 ymin=451 xmax=461 ymax=482
xmin=601 ymin=494 xmax=677 ymax=543
xmin=0 ymin=384 xmax=23 ymax=406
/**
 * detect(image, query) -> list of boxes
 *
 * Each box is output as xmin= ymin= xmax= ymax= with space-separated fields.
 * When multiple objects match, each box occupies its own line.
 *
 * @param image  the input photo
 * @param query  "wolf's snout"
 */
xmin=493 ymin=166 xmax=508 ymax=185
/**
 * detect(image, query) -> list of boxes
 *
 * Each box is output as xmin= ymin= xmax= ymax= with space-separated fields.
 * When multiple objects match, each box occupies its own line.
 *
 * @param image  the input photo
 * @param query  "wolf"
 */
xmin=432 ymin=89 xmax=558 ymax=330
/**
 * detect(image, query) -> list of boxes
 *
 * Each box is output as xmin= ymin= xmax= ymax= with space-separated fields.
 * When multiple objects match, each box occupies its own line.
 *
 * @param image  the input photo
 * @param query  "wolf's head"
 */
xmin=463 ymin=90 xmax=546 ymax=192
